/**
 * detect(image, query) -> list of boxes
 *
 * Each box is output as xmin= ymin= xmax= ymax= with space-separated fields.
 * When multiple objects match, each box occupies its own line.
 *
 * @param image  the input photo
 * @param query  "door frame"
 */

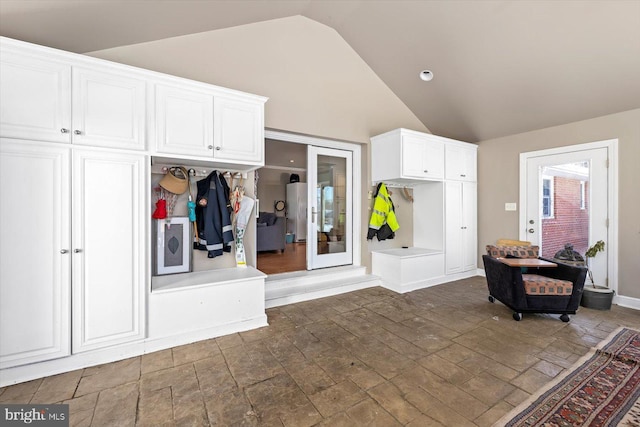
xmin=518 ymin=139 xmax=618 ymax=296
xmin=264 ymin=129 xmax=362 ymax=268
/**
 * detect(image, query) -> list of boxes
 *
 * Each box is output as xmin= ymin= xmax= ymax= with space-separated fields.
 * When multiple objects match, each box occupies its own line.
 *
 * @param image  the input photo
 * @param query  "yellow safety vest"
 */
xmin=368 ymin=183 xmax=399 ymax=239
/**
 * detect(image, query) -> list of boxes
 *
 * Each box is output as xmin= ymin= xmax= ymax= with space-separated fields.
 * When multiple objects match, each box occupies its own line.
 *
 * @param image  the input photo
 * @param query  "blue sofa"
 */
xmin=256 ymin=212 xmax=285 ymax=253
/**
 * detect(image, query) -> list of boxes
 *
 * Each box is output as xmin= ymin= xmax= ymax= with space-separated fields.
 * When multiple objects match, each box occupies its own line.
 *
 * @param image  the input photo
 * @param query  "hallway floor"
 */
xmin=2 ymin=276 xmax=640 ymax=426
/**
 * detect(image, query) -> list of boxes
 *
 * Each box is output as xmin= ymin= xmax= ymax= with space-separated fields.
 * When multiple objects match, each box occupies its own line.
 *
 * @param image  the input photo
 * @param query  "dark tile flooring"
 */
xmin=2 ymin=276 xmax=639 ymax=426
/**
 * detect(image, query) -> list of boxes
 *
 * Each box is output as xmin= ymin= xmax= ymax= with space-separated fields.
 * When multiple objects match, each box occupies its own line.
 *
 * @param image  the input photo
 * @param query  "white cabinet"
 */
xmin=0 ymin=141 xmax=71 ymax=369
xmin=72 ymin=149 xmax=146 ymax=353
xmin=402 ymin=133 xmax=444 ymax=180
xmin=445 ymin=181 xmax=477 ymax=275
xmin=214 ymin=95 xmax=263 ymax=164
xmin=155 ymin=83 xmax=265 ymax=167
xmin=71 ymin=67 xmax=146 ymax=150
xmin=155 ymin=84 xmax=214 ymax=157
xmin=371 ymin=128 xmax=444 ymax=185
xmin=0 ymin=44 xmax=146 ymax=150
xmin=0 ymin=140 xmax=146 ymax=367
xmin=445 ymin=143 xmax=477 ymax=181
xmin=0 ymin=52 xmax=71 ymax=144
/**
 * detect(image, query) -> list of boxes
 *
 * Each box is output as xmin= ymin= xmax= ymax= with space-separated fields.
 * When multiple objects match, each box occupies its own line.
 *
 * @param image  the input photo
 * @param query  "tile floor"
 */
xmin=2 ymin=276 xmax=640 ymax=426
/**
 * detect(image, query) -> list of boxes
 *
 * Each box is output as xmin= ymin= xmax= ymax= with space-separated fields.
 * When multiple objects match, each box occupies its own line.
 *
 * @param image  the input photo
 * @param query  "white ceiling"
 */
xmin=1 ymin=0 xmax=639 ymax=142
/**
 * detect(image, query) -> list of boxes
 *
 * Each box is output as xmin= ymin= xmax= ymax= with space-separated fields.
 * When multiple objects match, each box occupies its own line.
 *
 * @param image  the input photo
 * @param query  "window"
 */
xmin=580 ymin=181 xmax=586 ymax=210
xmin=542 ymin=177 xmax=554 ymax=218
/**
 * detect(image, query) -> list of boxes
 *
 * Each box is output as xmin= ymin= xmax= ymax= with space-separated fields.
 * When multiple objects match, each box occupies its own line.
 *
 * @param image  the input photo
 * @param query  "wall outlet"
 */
xmin=505 ymin=202 xmax=517 ymax=211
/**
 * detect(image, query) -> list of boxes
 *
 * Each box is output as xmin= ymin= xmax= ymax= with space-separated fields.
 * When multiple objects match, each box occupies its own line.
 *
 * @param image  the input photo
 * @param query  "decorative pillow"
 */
xmin=486 ymin=245 xmax=539 ymax=259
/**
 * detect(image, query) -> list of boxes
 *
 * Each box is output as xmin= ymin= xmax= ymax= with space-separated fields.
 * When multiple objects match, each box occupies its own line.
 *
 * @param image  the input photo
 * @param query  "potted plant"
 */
xmin=584 ymin=240 xmax=605 ymax=286
xmin=581 ymin=240 xmax=613 ymax=310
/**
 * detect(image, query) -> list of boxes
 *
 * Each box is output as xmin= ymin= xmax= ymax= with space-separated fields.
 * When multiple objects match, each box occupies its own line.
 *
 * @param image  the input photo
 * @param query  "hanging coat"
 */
xmin=195 ymin=171 xmax=233 ymax=258
xmin=367 ymin=183 xmax=400 ymax=241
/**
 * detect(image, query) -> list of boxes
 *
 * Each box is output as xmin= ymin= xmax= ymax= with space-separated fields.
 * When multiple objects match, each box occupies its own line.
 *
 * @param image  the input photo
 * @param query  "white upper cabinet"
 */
xmin=214 ymin=95 xmax=264 ymax=164
xmin=154 ymin=81 xmax=266 ymax=168
xmin=445 ymin=142 xmax=477 ymax=181
xmin=402 ymin=133 xmax=444 ymax=180
xmin=371 ymin=128 xmax=444 ymax=185
xmin=155 ymin=83 xmax=214 ymax=157
xmin=0 ymin=43 xmax=146 ymax=150
xmin=72 ymin=67 xmax=146 ymax=150
xmin=0 ymin=52 xmax=72 ymax=143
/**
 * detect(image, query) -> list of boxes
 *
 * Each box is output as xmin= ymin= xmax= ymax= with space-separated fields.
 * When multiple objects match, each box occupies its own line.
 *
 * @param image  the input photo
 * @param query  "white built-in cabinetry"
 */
xmin=154 ymin=82 xmax=264 ymax=168
xmin=0 ymin=142 xmax=71 ymax=368
xmin=371 ymin=128 xmax=444 ymax=185
xmin=370 ymin=128 xmax=478 ymax=292
xmin=0 ymin=36 xmax=267 ymax=386
xmin=71 ymin=148 xmax=146 ymax=353
xmin=0 ymin=140 xmax=146 ymax=367
xmin=445 ymin=181 xmax=477 ymax=275
xmin=0 ymin=50 xmax=146 ymax=150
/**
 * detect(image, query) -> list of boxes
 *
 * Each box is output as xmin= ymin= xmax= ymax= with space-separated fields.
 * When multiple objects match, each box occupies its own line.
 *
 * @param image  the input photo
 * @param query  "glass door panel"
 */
xmin=307 ymin=146 xmax=352 ymax=269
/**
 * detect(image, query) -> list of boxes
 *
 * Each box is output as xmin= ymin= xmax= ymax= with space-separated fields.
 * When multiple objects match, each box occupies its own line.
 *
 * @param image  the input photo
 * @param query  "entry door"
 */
xmin=307 ymin=146 xmax=352 ymax=269
xmin=523 ymin=147 xmax=608 ymax=286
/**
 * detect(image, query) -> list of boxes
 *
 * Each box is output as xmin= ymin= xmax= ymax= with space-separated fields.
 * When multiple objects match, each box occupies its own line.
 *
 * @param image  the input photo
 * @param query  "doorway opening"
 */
xmin=519 ymin=139 xmax=618 ymax=292
xmin=255 ymin=131 xmax=361 ymax=275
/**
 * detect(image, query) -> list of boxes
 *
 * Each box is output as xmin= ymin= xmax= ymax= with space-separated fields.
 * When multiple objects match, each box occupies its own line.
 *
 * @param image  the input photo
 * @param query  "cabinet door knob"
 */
xmin=215 ymin=146 xmax=221 ymax=151
xmin=60 ymin=249 xmax=69 ymax=254
xmin=60 ymin=128 xmax=69 ymax=134
xmin=423 ymin=170 xmax=428 ymax=173
xmin=208 ymin=145 xmax=214 ymax=150
xmin=74 ymin=130 xmax=82 ymax=135
xmin=528 ymin=228 xmax=535 ymax=233
xmin=74 ymin=249 xmax=82 ymax=253
xmin=460 ymin=174 xmax=466 ymax=177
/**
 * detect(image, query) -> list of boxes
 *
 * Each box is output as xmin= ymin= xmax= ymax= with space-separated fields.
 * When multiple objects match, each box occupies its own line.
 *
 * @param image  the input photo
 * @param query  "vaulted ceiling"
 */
xmin=1 ymin=1 xmax=639 ymax=143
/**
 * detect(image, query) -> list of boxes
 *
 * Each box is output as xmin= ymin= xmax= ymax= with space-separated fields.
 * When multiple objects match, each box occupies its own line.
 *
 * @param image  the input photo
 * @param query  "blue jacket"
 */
xmin=195 ymin=171 xmax=233 ymax=258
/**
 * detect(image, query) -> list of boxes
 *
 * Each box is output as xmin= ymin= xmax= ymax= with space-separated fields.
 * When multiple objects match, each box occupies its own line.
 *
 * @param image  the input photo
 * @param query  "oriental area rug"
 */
xmin=497 ymin=327 xmax=640 ymax=427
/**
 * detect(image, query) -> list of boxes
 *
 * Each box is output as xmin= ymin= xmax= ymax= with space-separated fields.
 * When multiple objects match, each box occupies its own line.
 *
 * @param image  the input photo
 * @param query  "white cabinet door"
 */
xmin=445 ymin=181 xmax=477 ymax=274
xmin=0 ymin=52 xmax=72 ymax=143
xmin=213 ymin=96 xmax=263 ymax=164
xmin=0 ymin=140 xmax=71 ymax=368
xmin=445 ymin=181 xmax=464 ymax=275
xmin=72 ymin=67 xmax=146 ymax=150
xmin=155 ymin=84 xmax=214 ymax=157
xmin=401 ymin=134 xmax=444 ymax=180
xmin=72 ymin=149 xmax=146 ymax=353
xmin=462 ymin=182 xmax=478 ymax=272
xmin=445 ymin=144 xmax=477 ymax=181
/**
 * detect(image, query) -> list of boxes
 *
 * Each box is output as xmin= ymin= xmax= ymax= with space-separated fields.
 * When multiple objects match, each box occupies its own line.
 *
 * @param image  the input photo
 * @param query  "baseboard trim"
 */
xmin=613 ymin=295 xmax=640 ymax=310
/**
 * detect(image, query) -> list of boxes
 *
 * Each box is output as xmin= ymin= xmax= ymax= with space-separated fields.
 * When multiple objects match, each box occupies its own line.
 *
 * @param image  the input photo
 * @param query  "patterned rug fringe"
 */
xmin=495 ymin=327 xmax=640 ymax=427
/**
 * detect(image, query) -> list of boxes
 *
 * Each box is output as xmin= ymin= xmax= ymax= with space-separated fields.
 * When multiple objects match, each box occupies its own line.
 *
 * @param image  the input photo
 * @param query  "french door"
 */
xmin=307 ymin=146 xmax=353 ymax=269
xmin=522 ymin=145 xmax=610 ymax=286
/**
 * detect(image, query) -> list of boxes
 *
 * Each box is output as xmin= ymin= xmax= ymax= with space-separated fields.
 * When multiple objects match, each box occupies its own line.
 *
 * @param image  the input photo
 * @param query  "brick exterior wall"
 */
xmin=541 ymin=176 xmax=589 ymax=259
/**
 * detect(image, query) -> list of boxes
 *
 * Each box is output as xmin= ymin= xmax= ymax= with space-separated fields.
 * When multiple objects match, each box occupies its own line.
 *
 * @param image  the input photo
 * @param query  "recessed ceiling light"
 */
xmin=289 ymin=159 xmax=294 ymax=163
xmin=419 ymin=70 xmax=434 ymax=81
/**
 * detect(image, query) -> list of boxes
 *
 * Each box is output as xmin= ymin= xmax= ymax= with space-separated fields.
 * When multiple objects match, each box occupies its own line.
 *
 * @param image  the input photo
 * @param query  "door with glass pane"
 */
xmin=524 ymin=147 xmax=608 ymax=285
xmin=307 ymin=146 xmax=352 ymax=269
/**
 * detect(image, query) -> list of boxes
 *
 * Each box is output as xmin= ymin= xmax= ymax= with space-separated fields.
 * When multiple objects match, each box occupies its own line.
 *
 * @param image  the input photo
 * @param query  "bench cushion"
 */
xmin=523 ymin=274 xmax=573 ymax=296
xmin=486 ymin=245 xmax=539 ymax=259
